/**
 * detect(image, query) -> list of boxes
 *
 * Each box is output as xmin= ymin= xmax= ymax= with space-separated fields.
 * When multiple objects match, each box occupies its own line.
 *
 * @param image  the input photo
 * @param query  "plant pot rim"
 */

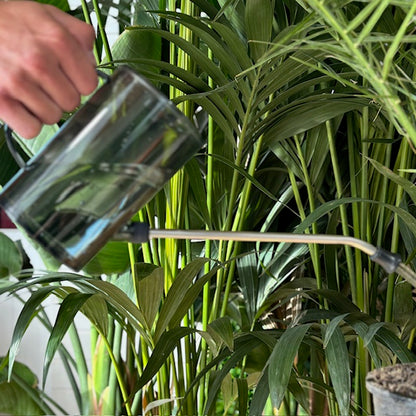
xmin=366 ymin=363 xmax=416 ymax=401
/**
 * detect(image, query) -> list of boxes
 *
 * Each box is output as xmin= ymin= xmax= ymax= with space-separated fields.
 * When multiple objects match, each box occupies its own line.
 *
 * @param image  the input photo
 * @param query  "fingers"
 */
xmin=40 ymin=12 xmax=98 ymax=96
xmin=52 ymin=32 xmax=98 ymax=96
xmin=0 ymin=95 xmax=43 ymax=139
xmin=46 ymin=5 xmax=96 ymax=51
xmin=0 ymin=2 xmax=99 ymax=138
xmin=3 ymin=70 xmax=62 ymax=126
xmin=31 ymin=66 xmax=81 ymax=112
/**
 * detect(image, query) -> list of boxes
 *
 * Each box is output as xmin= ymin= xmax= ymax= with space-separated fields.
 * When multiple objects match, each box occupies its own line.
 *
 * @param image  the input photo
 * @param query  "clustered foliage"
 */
xmin=1 ymin=1 xmax=416 ymax=415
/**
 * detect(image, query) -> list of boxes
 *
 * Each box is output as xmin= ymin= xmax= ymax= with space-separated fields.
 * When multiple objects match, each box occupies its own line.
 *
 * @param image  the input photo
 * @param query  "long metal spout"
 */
xmin=114 ymin=223 xmax=416 ymax=286
xmin=148 ymin=228 xmax=377 ymax=256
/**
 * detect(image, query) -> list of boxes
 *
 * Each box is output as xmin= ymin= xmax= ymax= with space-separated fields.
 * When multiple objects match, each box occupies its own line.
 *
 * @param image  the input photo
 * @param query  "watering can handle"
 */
xmin=3 ymin=69 xmax=111 ymax=169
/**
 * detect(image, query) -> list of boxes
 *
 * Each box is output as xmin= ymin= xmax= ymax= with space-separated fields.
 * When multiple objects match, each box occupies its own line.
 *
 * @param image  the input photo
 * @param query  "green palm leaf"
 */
xmin=8 ymin=287 xmax=58 ymax=380
xmin=0 ymin=233 xmax=22 ymax=278
xmin=323 ymin=324 xmax=351 ymax=416
xmin=43 ymin=292 xmax=93 ymax=385
xmin=154 ymin=257 xmax=210 ymax=341
xmin=268 ymin=324 xmax=311 ymax=414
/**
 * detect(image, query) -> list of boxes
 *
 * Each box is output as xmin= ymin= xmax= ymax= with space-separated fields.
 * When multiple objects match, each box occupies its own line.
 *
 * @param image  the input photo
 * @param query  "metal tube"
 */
xmin=148 ymin=229 xmax=378 ymax=257
xmin=115 ymin=224 xmax=416 ymax=284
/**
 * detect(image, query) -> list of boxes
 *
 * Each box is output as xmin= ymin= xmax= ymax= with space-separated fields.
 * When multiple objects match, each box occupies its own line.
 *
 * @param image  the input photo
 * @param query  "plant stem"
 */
xmin=326 ymin=120 xmax=355 ymax=292
xmin=68 ymin=324 xmax=90 ymax=415
xmin=347 ymin=114 xmax=363 ymax=307
xmin=79 ymin=0 xmax=100 ymax=63
xmin=199 ymin=105 xmax=215 ymax=414
xmin=107 ymin=323 xmax=123 ymax=414
xmin=385 ymin=138 xmax=410 ymax=322
xmin=91 ymin=0 xmax=113 ymax=63
xmin=210 ymin=74 xmax=260 ymax=322
xmin=220 ymin=135 xmax=265 ymax=317
xmin=294 ymin=135 xmax=322 ymax=288
xmin=102 ymin=332 xmax=133 ymax=416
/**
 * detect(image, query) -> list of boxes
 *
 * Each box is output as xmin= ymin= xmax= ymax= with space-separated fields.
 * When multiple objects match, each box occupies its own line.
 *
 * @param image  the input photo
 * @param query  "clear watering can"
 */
xmin=0 ymin=66 xmax=203 ymax=270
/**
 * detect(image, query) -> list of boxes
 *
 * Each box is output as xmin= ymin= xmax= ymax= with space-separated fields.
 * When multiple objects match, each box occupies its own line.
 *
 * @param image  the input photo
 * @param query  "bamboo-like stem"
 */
xmin=294 ymin=135 xmax=322 ymax=288
xmin=210 ymin=74 xmax=260 ymax=322
xmin=199 ymin=103 xmax=215 ymax=413
xmin=101 ymin=333 xmax=133 ymax=416
xmin=65 ymin=324 xmax=89 ymax=415
xmin=138 ymin=209 xmax=154 ymax=264
xmin=326 ymin=120 xmax=355 ymax=292
xmin=355 ymin=105 xmax=370 ymax=413
xmin=373 ymin=125 xmax=393 ymax=314
xmin=385 ymin=139 xmax=410 ymax=322
xmin=79 ymin=0 xmax=100 ymax=63
xmin=91 ymin=0 xmax=113 ymax=63
xmin=142 ymin=206 xmax=161 ymax=266
xmin=107 ymin=323 xmax=123 ymax=415
xmin=220 ymin=135 xmax=265 ymax=317
xmin=347 ymin=114 xmax=362 ymax=306
xmin=159 ymin=2 xmax=197 ymax=413
xmin=358 ymin=107 xmax=369 ymax=312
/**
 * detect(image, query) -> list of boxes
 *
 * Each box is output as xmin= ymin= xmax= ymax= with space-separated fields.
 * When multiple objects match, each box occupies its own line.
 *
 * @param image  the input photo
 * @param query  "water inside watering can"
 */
xmin=10 ymin=161 xmax=173 ymax=263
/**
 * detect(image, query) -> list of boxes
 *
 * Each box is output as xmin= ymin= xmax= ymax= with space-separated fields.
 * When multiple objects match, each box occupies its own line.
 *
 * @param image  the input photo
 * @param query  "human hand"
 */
xmin=0 ymin=1 xmax=98 ymax=138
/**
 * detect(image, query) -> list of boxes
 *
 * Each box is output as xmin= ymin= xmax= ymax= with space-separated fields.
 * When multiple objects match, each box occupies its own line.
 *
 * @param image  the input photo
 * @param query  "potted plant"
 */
xmin=366 ymin=363 xmax=416 ymax=416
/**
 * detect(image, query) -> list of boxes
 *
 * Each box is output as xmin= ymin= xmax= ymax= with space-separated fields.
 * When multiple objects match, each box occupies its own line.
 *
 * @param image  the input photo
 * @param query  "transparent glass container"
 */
xmin=0 ymin=66 xmax=202 ymax=270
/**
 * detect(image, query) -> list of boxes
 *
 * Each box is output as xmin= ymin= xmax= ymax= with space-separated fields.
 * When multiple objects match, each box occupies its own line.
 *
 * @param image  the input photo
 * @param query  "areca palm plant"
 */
xmin=1 ymin=0 xmax=416 ymax=415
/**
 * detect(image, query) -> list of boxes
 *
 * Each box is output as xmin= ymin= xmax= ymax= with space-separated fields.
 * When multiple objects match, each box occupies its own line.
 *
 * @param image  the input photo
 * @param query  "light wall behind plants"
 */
xmin=0 ymin=229 xmax=87 ymax=415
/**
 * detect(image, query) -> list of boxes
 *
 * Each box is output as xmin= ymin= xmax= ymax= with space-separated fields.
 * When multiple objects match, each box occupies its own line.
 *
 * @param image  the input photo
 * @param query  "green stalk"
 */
xmin=198 ymin=37 xmax=215 ymax=408
xmin=154 ymin=0 xmax=178 ymax=411
xmin=156 ymin=365 xmax=170 ymax=415
xmin=106 ymin=323 xmax=123 ymax=415
xmin=288 ymin=171 xmax=306 ymax=221
xmin=182 ymin=210 xmax=195 ymax=415
xmin=128 ymin=242 xmax=141 ymax=308
xmin=101 ymin=333 xmax=133 ymax=416
xmin=354 ymin=107 xmax=371 ymax=413
xmin=183 ymin=312 xmax=196 ymax=415
xmin=293 ymin=135 xmax=322 ymax=288
xmin=353 ymin=0 xmax=390 ymax=44
xmin=68 ymin=324 xmax=91 ymax=415
xmin=138 ymin=209 xmax=154 ymax=263
xmin=158 ymin=3 xmax=196 ymax=414
xmin=385 ymin=139 xmax=410 ymax=322
xmin=347 ymin=114 xmax=362 ymax=307
xmin=170 ymin=349 xmax=182 ymax=411
xmin=358 ymin=107 xmax=369 ymax=312
xmin=326 ymin=120 xmax=356 ymax=295
xmin=210 ymin=74 xmax=260 ymax=322
xmin=91 ymin=0 xmax=113 ymax=63
xmin=220 ymin=135 xmax=265 ymax=317
xmin=408 ymin=328 xmax=416 ymax=351
xmin=79 ymin=0 xmax=100 ymax=63
xmin=141 ymin=206 xmax=161 ymax=266
xmin=346 ymin=113 xmax=370 ymax=413
xmin=373 ymin=125 xmax=393 ymax=312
